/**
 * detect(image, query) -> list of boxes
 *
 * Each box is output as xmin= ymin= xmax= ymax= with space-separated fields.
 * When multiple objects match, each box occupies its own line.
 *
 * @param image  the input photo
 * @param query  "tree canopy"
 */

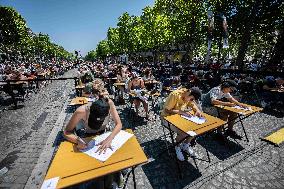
xmin=0 ymin=6 xmax=74 ymax=61
xmin=89 ymin=0 xmax=283 ymax=70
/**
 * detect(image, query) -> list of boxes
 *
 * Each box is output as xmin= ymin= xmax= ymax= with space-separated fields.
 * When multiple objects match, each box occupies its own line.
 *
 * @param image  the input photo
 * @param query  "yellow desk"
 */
xmin=113 ymin=82 xmax=125 ymax=87
xmin=75 ymin=85 xmax=85 ymax=89
xmin=69 ymin=97 xmax=88 ymax=106
xmin=44 ymin=129 xmax=147 ymax=188
xmin=270 ymin=89 xmax=284 ymax=93
xmin=162 ymin=113 xmax=226 ymax=175
xmin=215 ymin=103 xmax=263 ymax=142
xmin=144 ymin=80 xmax=160 ymax=85
xmin=164 ymin=113 xmax=226 ymax=136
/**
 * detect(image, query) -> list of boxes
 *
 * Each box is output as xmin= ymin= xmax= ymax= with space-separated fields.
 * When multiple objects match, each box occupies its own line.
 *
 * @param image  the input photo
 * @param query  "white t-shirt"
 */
xmin=202 ymin=86 xmax=232 ymax=107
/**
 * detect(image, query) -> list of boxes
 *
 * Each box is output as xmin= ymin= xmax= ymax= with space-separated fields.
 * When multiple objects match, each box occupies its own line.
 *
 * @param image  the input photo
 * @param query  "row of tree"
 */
xmin=0 ymin=6 xmax=74 ymax=62
xmin=87 ymin=0 xmax=283 ymax=70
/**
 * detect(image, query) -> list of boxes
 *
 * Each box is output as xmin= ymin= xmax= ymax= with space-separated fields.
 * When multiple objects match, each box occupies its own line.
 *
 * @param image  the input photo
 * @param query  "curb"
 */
xmin=24 ymin=90 xmax=70 ymax=189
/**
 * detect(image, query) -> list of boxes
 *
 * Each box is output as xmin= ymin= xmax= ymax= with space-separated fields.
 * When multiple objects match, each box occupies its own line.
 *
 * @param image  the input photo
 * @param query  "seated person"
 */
xmin=116 ymin=67 xmax=128 ymax=101
xmin=201 ymin=80 xmax=245 ymax=141
xmin=63 ymin=86 xmax=122 ymax=189
xmin=82 ymin=79 xmax=104 ymax=98
xmin=263 ymin=77 xmax=284 ymax=91
xmin=262 ymin=77 xmax=284 ymax=107
xmin=161 ymin=86 xmax=202 ymax=161
xmin=128 ymin=72 xmax=149 ymax=118
xmin=143 ymin=68 xmax=156 ymax=91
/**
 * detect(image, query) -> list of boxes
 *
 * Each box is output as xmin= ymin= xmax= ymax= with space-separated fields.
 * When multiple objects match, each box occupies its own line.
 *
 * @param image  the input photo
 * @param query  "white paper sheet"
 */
xmin=181 ymin=115 xmax=206 ymax=125
xmin=80 ymin=130 xmax=134 ymax=162
xmin=186 ymin=131 xmax=197 ymax=137
xmin=133 ymin=89 xmax=148 ymax=101
xmin=41 ymin=177 xmax=59 ymax=189
xmin=86 ymin=97 xmax=95 ymax=102
xmin=232 ymin=105 xmax=252 ymax=111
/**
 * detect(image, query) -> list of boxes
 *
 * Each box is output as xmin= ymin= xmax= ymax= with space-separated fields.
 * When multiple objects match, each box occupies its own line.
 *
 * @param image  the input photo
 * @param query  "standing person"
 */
xmin=201 ymin=80 xmax=245 ymax=141
xmin=63 ymin=86 xmax=122 ymax=189
xmin=161 ymin=86 xmax=202 ymax=161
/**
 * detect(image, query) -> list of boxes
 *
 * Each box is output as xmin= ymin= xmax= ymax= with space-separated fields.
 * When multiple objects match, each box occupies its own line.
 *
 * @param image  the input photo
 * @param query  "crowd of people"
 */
xmin=0 ymin=57 xmax=75 ymax=105
xmin=73 ymin=59 xmax=283 ymax=167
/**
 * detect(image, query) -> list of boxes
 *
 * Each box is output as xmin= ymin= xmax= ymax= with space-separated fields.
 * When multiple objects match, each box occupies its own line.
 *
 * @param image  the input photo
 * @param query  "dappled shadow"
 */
xmin=141 ymin=139 xmax=202 ymax=189
xmin=261 ymin=108 xmax=284 ymax=118
xmin=52 ymin=131 xmax=66 ymax=147
xmin=65 ymin=105 xmax=76 ymax=113
xmin=198 ymin=134 xmax=244 ymax=161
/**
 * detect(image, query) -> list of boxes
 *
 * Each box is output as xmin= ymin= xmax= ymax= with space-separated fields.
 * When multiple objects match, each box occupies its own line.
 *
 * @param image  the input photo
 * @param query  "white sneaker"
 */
xmin=181 ymin=143 xmax=196 ymax=157
xmin=175 ymin=146 xmax=185 ymax=161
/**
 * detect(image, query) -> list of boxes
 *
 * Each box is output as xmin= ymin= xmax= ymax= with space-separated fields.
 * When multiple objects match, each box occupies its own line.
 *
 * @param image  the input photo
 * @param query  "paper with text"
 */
xmin=80 ymin=130 xmax=134 ymax=162
xmin=41 ymin=177 xmax=59 ymax=189
xmin=181 ymin=115 xmax=206 ymax=125
xmin=232 ymin=105 xmax=252 ymax=111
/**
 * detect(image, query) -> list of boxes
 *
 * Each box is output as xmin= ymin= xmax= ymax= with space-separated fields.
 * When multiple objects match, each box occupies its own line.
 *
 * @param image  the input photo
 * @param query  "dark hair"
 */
xmin=190 ymin=87 xmax=202 ymax=100
xmin=88 ymin=98 xmax=110 ymax=130
xmin=221 ymin=79 xmax=238 ymax=90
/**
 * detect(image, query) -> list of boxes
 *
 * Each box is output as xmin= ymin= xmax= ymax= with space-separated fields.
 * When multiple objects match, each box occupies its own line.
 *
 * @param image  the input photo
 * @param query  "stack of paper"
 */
xmin=133 ymin=89 xmax=148 ymax=101
xmin=86 ymin=97 xmax=95 ymax=102
xmin=181 ymin=115 xmax=206 ymax=124
xmin=232 ymin=105 xmax=252 ymax=111
xmin=80 ymin=130 xmax=134 ymax=162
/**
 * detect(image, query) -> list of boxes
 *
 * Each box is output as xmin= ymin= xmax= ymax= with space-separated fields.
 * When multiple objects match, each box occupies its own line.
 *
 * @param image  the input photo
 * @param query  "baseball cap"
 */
xmin=88 ymin=98 xmax=110 ymax=130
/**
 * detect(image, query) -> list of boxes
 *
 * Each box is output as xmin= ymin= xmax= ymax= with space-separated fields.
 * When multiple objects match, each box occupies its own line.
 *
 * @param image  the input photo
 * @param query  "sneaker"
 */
xmin=175 ymin=146 xmax=185 ymax=161
xmin=181 ymin=143 xmax=196 ymax=157
xmin=226 ymin=130 xmax=242 ymax=140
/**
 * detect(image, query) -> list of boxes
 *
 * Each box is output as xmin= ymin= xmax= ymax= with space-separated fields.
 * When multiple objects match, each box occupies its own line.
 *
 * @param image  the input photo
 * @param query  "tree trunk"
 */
xmin=236 ymin=1 xmax=261 ymax=71
xmin=268 ymin=25 xmax=284 ymax=70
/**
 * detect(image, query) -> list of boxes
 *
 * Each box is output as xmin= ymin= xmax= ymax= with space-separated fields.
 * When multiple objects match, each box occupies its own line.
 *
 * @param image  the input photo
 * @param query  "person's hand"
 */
xmin=76 ymin=138 xmax=87 ymax=150
xmin=226 ymin=102 xmax=235 ymax=107
xmin=96 ymin=137 xmax=113 ymax=154
xmin=239 ymin=104 xmax=248 ymax=109
xmin=179 ymin=110 xmax=192 ymax=117
xmin=194 ymin=110 xmax=203 ymax=117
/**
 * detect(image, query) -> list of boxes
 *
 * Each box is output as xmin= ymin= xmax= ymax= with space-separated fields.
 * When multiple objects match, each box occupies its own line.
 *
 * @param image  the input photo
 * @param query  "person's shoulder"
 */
xmin=75 ymin=105 xmax=87 ymax=114
xmin=210 ymin=86 xmax=221 ymax=92
xmin=107 ymin=98 xmax=115 ymax=106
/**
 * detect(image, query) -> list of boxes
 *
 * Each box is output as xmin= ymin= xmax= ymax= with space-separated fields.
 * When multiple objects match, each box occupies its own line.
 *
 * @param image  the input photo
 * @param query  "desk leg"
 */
xmin=132 ymin=167 xmax=136 ymax=189
xmin=206 ymin=148 xmax=211 ymax=163
xmin=238 ymin=114 xmax=249 ymax=142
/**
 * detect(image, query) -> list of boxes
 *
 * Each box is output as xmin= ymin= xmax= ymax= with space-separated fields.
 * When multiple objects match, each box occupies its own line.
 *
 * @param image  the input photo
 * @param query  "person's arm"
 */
xmin=227 ymin=97 xmax=248 ymax=108
xmin=263 ymin=84 xmax=278 ymax=91
xmin=63 ymin=108 xmax=87 ymax=149
xmin=211 ymin=99 xmax=235 ymax=106
xmin=140 ymin=79 xmax=145 ymax=89
xmin=96 ymin=99 xmax=122 ymax=154
xmin=164 ymin=93 xmax=189 ymax=116
xmin=127 ymin=80 xmax=132 ymax=92
xmin=210 ymin=88 xmax=235 ymax=106
xmin=191 ymin=101 xmax=203 ymax=117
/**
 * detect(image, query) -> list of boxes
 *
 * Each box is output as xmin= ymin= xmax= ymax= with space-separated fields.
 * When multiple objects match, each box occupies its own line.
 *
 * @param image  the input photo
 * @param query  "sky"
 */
xmin=1 ymin=0 xmax=155 ymax=56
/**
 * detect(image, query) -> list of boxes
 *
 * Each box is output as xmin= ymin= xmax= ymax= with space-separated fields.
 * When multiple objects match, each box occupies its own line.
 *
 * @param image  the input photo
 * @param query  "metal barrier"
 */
xmin=0 ymin=77 xmax=79 ymax=108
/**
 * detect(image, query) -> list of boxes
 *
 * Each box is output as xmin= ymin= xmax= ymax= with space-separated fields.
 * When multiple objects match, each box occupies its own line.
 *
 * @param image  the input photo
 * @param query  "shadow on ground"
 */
xmin=141 ymin=139 xmax=202 ymax=189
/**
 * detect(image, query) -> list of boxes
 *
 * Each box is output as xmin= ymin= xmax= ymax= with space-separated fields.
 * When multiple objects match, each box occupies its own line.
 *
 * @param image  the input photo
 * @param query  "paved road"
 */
xmin=0 ymin=70 xmax=283 ymax=189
